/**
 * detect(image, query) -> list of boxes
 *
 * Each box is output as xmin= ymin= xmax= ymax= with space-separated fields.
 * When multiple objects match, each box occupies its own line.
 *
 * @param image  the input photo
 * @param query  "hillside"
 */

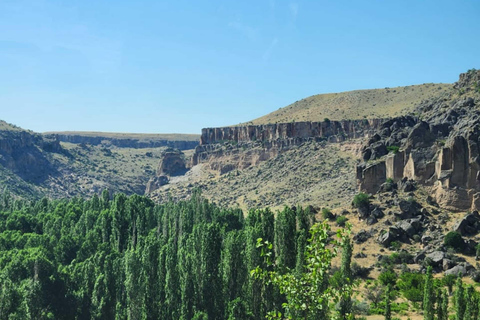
xmin=246 ymin=83 xmax=451 ymax=125
xmin=0 ymin=121 xmax=199 ymax=199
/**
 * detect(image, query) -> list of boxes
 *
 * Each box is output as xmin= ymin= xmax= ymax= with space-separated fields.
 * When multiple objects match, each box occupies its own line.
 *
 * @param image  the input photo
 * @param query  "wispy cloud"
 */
xmin=289 ymin=2 xmax=299 ymax=21
xmin=262 ymin=37 xmax=279 ymax=61
xmin=228 ymin=21 xmax=258 ymax=41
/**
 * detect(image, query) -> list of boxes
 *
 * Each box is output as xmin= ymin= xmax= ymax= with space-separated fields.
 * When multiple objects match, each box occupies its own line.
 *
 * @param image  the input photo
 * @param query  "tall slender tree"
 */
xmin=455 ymin=277 xmax=465 ymax=320
xmin=384 ymin=284 xmax=392 ymax=320
xmin=423 ymin=266 xmax=434 ymax=320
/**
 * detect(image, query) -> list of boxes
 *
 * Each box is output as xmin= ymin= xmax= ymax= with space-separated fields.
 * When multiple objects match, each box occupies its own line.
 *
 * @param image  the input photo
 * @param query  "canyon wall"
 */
xmin=200 ymin=119 xmax=385 ymax=145
xmin=193 ymin=119 xmax=385 ymax=174
xmin=50 ymin=134 xmax=199 ymax=150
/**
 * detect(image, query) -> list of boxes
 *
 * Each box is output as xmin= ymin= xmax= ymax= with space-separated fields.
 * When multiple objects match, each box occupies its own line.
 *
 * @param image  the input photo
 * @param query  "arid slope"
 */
xmin=246 ymin=83 xmax=451 ymax=125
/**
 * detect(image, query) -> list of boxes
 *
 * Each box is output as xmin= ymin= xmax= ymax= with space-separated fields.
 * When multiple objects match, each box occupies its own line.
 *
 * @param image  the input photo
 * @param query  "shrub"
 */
xmin=390 ymin=241 xmax=401 ymax=251
xmin=321 ymin=208 xmax=334 ymax=221
xmin=379 ymin=269 xmax=398 ymax=286
xmin=387 ymin=145 xmax=400 ymax=154
xmin=352 ymin=262 xmax=370 ymax=279
xmin=353 ymin=193 xmax=370 ymax=210
xmin=444 ymin=231 xmax=464 ymax=250
xmin=336 ymin=216 xmax=347 ymax=227
xmin=397 ymin=272 xmax=424 ymax=302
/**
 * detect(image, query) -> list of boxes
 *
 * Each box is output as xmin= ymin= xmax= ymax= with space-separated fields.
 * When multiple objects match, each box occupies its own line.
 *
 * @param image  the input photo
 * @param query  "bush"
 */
xmin=321 ymin=208 xmax=334 ymax=221
xmin=444 ymin=231 xmax=464 ymax=250
xmin=352 ymin=262 xmax=370 ymax=279
xmin=379 ymin=269 xmax=398 ymax=286
xmin=353 ymin=193 xmax=370 ymax=210
xmin=387 ymin=145 xmax=400 ymax=154
xmin=397 ymin=272 xmax=424 ymax=302
xmin=336 ymin=216 xmax=347 ymax=227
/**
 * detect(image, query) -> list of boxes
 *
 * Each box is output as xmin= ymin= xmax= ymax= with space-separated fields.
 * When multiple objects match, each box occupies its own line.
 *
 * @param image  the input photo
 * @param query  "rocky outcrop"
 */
xmin=0 ymin=129 xmax=62 ymax=183
xmin=200 ymin=119 xmax=385 ymax=145
xmin=157 ymin=149 xmax=187 ymax=176
xmin=145 ymin=176 xmax=169 ymax=194
xmin=357 ymin=70 xmax=480 ymax=210
xmin=49 ymin=133 xmax=199 ymax=150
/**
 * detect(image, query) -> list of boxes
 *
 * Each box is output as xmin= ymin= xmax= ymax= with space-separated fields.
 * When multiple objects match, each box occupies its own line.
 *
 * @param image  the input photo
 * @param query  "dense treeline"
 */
xmin=0 ymin=190 xmax=318 ymax=319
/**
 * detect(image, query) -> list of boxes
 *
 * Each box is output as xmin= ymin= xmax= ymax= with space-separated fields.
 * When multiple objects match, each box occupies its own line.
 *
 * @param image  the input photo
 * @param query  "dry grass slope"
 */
xmin=246 ymin=83 xmax=452 ymax=125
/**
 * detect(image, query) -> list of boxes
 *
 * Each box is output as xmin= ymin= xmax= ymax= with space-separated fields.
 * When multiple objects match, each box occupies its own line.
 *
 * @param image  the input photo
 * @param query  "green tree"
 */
xmin=252 ymin=221 xmax=352 ymax=320
xmin=455 ymin=277 xmax=465 ymax=320
xmin=384 ymin=284 xmax=392 ymax=320
xmin=339 ymin=236 xmax=353 ymax=320
xmin=423 ymin=266 xmax=434 ymax=320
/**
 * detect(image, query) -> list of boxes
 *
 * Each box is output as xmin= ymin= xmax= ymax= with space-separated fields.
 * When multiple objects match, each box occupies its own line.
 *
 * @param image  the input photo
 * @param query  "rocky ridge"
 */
xmin=47 ymin=132 xmax=199 ymax=150
xmin=357 ymin=69 xmax=480 ymax=211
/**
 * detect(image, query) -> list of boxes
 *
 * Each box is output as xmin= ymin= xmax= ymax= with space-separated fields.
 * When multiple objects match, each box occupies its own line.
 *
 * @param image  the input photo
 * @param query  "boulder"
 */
xmin=453 ymin=211 xmax=480 ymax=236
xmin=444 ymin=265 xmax=467 ymax=277
xmin=145 ymin=176 xmax=169 ymax=194
xmin=353 ymin=230 xmax=371 ymax=244
xmin=396 ymin=221 xmax=416 ymax=237
xmin=378 ymin=226 xmax=407 ymax=247
xmin=426 ymin=251 xmax=446 ymax=267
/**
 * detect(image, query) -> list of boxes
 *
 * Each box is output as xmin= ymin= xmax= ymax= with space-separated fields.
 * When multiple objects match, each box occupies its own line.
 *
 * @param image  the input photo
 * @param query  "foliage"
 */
xmin=455 ymin=277 xmax=465 ymax=320
xmin=386 ymin=146 xmax=400 ymax=154
xmin=321 ymin=207 xmax=335 ymax=221
xmin=378 ymin=269 xmax=398 ymax=287
xmin=252 ymin=221 xmax=353 ymax=320
xmin=423 ymin=266 xmax=434 ymax=320
xmin=352 ymin=193 xmax=370 ymax=211
xmin=444 ymin=231 xmax=464 ymax=250
xmin=397 ymin=272 xmax=424 ymax=302
xmin=336 ymin=216 xmax=347 ymax=227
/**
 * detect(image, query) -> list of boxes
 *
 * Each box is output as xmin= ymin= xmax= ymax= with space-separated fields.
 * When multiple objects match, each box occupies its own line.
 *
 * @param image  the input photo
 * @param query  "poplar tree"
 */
xmin=441 ymin=289 xmax=449 ymax=320
xmin=455 ymin=277 xmax=465 ymax=320
xmin=339 ymin=237 xmax=353 ymax=320
xmin=423 ymin=266 xmax=434 ymax=320
xmin=384 ymin=284 xmax=392 ymax=320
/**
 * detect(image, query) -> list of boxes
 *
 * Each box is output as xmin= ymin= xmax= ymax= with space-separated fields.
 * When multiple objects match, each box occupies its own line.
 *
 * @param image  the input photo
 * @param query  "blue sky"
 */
xmin=0 ymin=0 xmax=479 ymax=134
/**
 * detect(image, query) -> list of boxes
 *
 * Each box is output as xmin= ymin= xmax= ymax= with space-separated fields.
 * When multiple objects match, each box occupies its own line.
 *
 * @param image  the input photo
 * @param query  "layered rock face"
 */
xmin=195 ymin=119 xmax=384 ymax=173
xmin=50 ymin=133 xmax=199 ymax=150
xmin=200 ymin=119 xmax=384 ymax=145
xmin=357 ymin=70 xmax=480 ymax=211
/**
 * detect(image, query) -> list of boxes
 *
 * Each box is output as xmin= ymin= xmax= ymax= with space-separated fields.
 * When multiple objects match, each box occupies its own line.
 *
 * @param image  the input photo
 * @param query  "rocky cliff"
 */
xmin=0 ymin=127 xmax=63 ymax=183
xmin=200 ymin=119 xmax=385 ymax=145
xmin=193 ymin=119 xmax=384 ymax=174
xmin=357 ymin=69 xmax=480 ymax=211
xmin=48 ymin=133 xmax=199 ymax=150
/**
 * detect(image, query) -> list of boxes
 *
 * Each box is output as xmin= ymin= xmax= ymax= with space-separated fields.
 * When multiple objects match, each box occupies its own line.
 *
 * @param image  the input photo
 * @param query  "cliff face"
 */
xmin=193 ymin=119 xmax=384 ymax=174
xmin=357 ymin=70 xmax=480 ymax=211
xmin=49 ymin=134 xmax=199 ymax=150
xmin=201 ymin=119 xmax=384 ymax=145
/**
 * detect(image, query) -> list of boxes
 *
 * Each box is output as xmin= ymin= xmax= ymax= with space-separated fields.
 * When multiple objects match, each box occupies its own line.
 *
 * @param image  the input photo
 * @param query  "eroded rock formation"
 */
xmin=357 ymin=69 xmax=480 ymax=211
xmin=200 ymin=119 xmax=384 ymax=145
